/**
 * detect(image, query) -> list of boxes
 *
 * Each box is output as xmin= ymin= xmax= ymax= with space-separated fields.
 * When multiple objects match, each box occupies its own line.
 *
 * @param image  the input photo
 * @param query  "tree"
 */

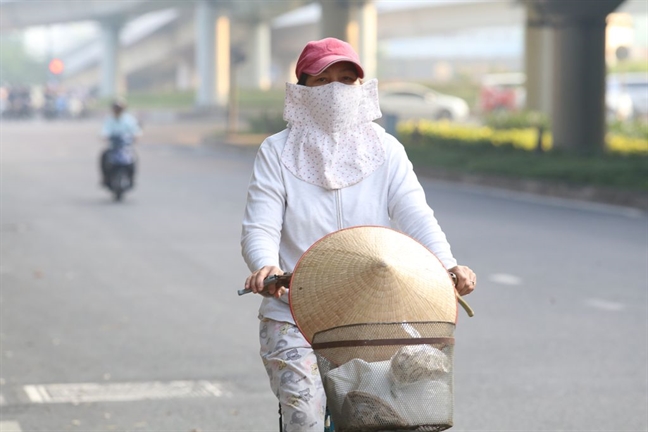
xmin=0 ymin=35 xmax=48 ymax=86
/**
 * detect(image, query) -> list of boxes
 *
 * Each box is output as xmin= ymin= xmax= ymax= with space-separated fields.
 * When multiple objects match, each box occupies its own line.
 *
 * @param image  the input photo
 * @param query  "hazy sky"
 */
xmin=24 ymin=22 xmax=98 ymax=59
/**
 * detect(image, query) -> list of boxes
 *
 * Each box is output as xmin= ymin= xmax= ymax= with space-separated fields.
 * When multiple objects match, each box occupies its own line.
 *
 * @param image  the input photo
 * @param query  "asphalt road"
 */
xmin=1 ymin=120 xmax=646 ymax=432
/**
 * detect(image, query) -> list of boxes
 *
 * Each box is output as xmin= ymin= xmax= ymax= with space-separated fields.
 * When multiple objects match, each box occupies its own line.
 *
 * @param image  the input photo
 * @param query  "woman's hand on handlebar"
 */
xmin=448 ymin=265 xmax=476 ymax=296
xmin=245 ymin=265 xmax=286 ymax=298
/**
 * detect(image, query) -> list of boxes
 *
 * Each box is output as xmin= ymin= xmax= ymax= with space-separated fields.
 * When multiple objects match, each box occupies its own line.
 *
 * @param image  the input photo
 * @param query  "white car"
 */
xmin=607 ymin=72 xmax=648 ymax=120
xmin=378 ymin=82 xmax=470 ymax=122
xmin=606 ymin=74 xmax=635 ymax=121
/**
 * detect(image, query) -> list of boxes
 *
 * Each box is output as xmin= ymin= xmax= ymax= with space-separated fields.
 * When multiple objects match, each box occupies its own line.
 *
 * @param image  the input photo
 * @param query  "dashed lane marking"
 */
xmin=488 ymin=273 xmax=522 ymax=286
xmin=0 ymin=421 xmax=23 ymax=432
xmin=585 ymin=298 xmax=626 ymax=312
xmin=23 ymin=380 xmax=227 ymax=404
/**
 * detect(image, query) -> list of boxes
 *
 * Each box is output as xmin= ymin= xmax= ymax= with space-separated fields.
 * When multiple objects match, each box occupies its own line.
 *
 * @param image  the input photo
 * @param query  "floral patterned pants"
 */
xmin=259 ymin=318 xmax=327 ymax=431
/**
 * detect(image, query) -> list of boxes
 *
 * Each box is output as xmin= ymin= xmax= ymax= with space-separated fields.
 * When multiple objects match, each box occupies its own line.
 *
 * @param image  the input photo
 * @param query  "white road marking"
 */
xmin=0 ymin=394 xmax=6 ymax=406
xmin=488 ymin=273 xmax=522 ymax=285
xmin=23 ymin=380 xmax=227 ymax=404
xmin=23 ymin=385 xmax=47 ymax=403
xmin=585 ymin=298 xmax=626 ymax=311
xmin=0 ymin=421 xmax=22 ymax=432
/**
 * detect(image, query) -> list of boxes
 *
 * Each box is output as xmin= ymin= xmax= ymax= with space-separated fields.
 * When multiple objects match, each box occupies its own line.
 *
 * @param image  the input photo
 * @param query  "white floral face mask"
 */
xmin=281 ymin=79 xmax=386 ymax=190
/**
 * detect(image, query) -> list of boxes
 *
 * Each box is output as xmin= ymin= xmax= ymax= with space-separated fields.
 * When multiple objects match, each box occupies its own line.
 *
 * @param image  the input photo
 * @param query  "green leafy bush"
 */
xmin=397 ymin=120 xmax=648 ymax=190
xmin=247 ymin=111 xmax=286 ymax=134
xmin=608 ymin=120 xmax=648 ymax=139
xmin=483 ymin=110 xmax=550 ymax=131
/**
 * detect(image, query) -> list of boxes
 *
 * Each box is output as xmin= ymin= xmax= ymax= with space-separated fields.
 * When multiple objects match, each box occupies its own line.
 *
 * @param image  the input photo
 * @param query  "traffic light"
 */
xmin=48 ymin=58 xmax=64 ymax=75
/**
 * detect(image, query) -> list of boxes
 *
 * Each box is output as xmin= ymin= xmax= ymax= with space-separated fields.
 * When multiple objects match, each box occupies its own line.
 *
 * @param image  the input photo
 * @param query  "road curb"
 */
xmin=412 ymin=165 xmax=648 ymax=212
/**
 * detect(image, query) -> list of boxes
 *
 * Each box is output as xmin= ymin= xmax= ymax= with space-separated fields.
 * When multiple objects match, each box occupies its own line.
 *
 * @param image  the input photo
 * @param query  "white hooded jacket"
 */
xmin=241 ymin=123 xmax=458 ymax=324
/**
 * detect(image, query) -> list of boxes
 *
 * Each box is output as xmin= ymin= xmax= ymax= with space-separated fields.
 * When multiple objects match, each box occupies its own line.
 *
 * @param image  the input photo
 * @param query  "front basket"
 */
xmin=312 ymin=322 xmax=455 ymax=432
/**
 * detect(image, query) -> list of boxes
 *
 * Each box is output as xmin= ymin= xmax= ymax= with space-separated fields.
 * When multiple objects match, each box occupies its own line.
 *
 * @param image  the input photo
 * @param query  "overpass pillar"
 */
xmin=250 ymin=20 xmax=272 ymax=90
xmin=320 ymin=0 xmax=377 ymax=78
xmin=552 ymin=15 xmax=608 ymax=153
xmin=99 ymin=19 xmax=122 ymax=99
xmin=356 ymin=1 xmax=377 ymax=79
xmin=176 ymin=61 xmax=192 ymax=91
xmin=195 ymin=0 xmax=230 ymax=108
xmin=524 ymin=3 xmax=553 ymax=114
xmin=320 ymin=0 xmax=352 ymax=41
xmin=526 ymin=0 xmax=624 ymax=154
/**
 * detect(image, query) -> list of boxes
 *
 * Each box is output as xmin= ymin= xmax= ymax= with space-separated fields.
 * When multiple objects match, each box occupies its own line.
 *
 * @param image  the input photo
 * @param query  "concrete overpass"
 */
xmin=0 ymin=0 xmax=310 ymax=31
xmin=0 ymin=0 xmax=158 ymax=30
xmin=1 ymin=0 xmax=640 ymax=155
xmin=55 ymin=1 xmax=531 ymax=94
xmin=1 ymin=0 xmax=313 ymax=105
xmin=0 ymin=0 xmax=561 ymax=98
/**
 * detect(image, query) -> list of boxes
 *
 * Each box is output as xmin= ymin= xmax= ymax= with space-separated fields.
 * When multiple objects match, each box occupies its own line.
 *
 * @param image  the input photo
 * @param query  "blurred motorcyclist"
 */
xmin=99 ymin=98 xmax=142 ymax=186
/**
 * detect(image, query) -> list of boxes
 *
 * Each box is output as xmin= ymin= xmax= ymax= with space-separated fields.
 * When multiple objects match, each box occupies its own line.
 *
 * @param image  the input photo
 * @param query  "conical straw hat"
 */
xmin=289 ymin=226 xmax=457 ymax=343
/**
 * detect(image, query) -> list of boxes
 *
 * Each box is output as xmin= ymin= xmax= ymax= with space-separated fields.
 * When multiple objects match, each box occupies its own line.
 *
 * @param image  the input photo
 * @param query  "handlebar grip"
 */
xmin=457 ymin=295 xmax=475 ymax=317
xmin=238 ymin=273 xmax=292 ymax=297
xmin=450 ymin=272 xmax=475 ymax=317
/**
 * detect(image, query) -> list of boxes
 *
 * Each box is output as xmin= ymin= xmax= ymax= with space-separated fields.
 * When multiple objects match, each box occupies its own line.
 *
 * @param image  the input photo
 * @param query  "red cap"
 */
xmin=295 ymin=38 xmax=364 ymax=80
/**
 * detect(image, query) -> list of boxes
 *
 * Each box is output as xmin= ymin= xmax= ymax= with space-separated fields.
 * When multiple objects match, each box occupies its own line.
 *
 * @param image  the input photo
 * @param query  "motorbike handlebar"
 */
xmin=238 ymin=272 xmax=474 ymax=317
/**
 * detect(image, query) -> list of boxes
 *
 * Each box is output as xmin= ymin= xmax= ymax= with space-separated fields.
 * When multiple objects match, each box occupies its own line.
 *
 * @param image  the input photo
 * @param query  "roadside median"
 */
xmin=209 ymin=128 xmax=647 ymax=212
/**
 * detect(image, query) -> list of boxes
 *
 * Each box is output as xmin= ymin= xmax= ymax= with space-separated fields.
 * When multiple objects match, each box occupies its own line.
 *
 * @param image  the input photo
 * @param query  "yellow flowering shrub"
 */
xmin=606 ymin=134 xmax=648 ymax=155
xmin=398 ymin=120 xmax=647 ymax=155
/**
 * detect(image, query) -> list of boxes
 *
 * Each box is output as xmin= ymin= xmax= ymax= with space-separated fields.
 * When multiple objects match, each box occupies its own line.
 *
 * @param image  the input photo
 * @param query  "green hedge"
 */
xmin=397 ymin=120 xmax=648 ymax=191
xmin=398 ymin=120 xmax=647 ymax=155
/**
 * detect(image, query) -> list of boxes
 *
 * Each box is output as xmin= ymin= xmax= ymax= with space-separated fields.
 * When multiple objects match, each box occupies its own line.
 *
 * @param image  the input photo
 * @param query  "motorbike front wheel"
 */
xmin=110 ymin=167 xmax=131 ymax=201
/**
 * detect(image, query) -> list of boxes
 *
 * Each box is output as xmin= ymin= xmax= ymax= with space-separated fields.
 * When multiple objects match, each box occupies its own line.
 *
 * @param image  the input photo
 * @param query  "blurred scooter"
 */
xmin=103 ymin=134 xmax=136 ymax=201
